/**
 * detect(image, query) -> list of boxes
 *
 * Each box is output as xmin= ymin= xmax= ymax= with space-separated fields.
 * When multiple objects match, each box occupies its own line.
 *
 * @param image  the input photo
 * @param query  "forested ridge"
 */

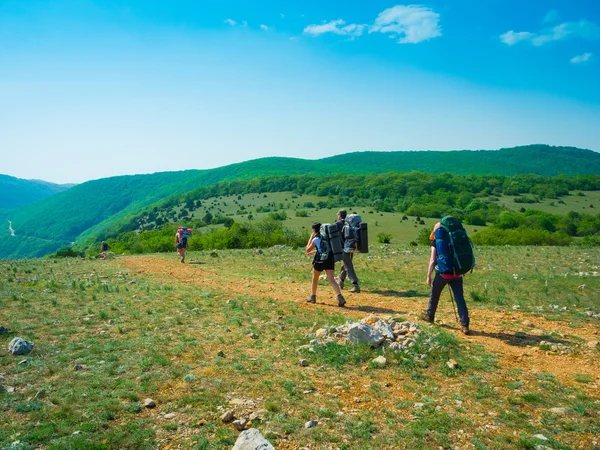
xmin=2 ymin=145 xmax=599 ymax=259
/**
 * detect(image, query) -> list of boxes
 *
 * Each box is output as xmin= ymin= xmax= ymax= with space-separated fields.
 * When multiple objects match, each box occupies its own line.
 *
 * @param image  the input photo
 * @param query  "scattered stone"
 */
xmin=232 ymin=428 xmax=275 ymax=450
xmin=529 ymin=329 xmax=545 ymax=337
xmin=354 ymin=397 xmax=361 ymax=403
xmin=217 ymin=350 xmax=226 ymax=358
xmin=18 ymin=359 xmax=28 ymax=365
xmin=305 ymin=420 xmax=318 ymax=429
xmin=72 ymin=431 xmax=81 ymax=436
xmin=164 ymin=413 xmax=176 ymax=419
xmin=233 ymin=419 xmax=248 ymax=431
xmin=0 ymin=326 xmax=11 ymax=334
xmin=74 ymin=364 xmax=84 ymax=371
xmin=373 ymin=356 xmax=387 ymax=365
xmin=30 ymin=389 xmax=45 ymax=401
xmin=249 ymin=411 xmax=262 ymax=422
xmin=248 ymin=333 xmax=258 ymax=340
xmin=587 ymin=341 xmax=599 ymax=349
xmin=8 ymin=337 xmax=34 ymax=356
xmin=549 ymin=407 xmax=568 ymax=415
xmin=221 ymin=410 xmax=235 ymax=423
xmin=299 ymin=359 xmax=309 ymax=367
xmin=315 ymin=328 xmax=328 ymax=338
xmin=143 ymin=398 xmax=156 ymax=408
xmin=347 ymin=323 xmax=385 ymax=347
xmin=446 ymin=359 xmax=459 ymax=369
xmin=370 ymin=320 xmax=395 ymax=340
xmin=522 ymin=320 xmax=534 ymax=327
xmin=533 ymin=434 xmax=549 ymax=441
xmin=413 ymin=403 xmax=424 ymax=409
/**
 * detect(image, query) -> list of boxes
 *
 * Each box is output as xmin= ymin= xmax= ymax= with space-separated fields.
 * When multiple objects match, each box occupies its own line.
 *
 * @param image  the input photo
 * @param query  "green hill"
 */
xmin=0 ymin=174 xmax=72 ymax=210
xmin=1 ymin=145 xmax=599 ymax=259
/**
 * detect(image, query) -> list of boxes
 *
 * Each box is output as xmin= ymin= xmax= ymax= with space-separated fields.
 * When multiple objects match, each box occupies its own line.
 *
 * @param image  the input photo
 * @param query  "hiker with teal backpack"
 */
xmin=305 ymin=222 xmax=346 ymax=307
xmin=421 ymin=217 xmax=474 ymax=335
xmin=175 ymin=227 xmax=192 ymax=263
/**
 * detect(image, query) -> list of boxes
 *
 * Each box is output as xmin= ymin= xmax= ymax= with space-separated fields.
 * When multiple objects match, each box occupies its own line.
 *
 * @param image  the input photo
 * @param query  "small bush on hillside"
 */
xmin=377 ymin=232 xmax=392 ymax=244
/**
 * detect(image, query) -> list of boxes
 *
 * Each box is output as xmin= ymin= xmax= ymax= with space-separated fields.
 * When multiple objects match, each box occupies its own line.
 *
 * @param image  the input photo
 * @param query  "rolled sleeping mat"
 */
xmin=359 ymin=222 xmax=369 ymax=253
xmin=326 ymin=223 xmax=344 ymax=262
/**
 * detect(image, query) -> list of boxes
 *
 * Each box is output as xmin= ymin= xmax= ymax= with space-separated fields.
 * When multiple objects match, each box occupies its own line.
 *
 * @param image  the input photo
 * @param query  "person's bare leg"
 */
xmin=326 ymin=270 xmax=342 ymax=296
xmin=311 ymin=269 xmax=320 ymax=296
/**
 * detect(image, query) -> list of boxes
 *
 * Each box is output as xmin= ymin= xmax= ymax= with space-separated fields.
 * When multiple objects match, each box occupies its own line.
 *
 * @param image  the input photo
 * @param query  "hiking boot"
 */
xmin=306 ymin=295 xmax=316 ymax=304
xmin=349 ymin=285 xmax=360 ymax=293
xmin=461 ymin=325 xmax=470 ymax=335
xmin=335 ymin=277 xmax=344 ymax=289
xmin=419 ymin=311 xmax=434 ymax=323
xmin=337 ymin=294 xmax=346 ymax=307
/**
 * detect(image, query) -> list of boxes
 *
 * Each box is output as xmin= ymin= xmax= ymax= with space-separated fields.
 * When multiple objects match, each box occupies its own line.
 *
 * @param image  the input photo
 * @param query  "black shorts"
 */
xmin=177 ymin=244 xmax=187 ymax=249
xmin=313 ymin=258 xmax=334 ymax=272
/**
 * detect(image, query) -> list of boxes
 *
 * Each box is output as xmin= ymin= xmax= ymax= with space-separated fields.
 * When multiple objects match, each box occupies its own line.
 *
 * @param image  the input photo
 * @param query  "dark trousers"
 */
xmin=339 ymin=252 xmax=359 ymax=286
xmin=427 ymin=272 xmax=470 ymax=327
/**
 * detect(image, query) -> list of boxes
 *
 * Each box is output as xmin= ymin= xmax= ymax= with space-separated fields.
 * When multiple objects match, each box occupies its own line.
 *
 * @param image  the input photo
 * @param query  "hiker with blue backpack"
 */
xmin=305 ymin=222 xmax=346 ymax=307
xmin=175 ymin=227 xmax=192 ymax=263
xmin=421 ymin=217 xmax=474 ymax=335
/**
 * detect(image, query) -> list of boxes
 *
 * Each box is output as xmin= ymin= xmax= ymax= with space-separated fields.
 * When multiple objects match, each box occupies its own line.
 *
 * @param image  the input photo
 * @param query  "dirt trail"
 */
xmin=121 ymin=255 xmax=600 ymax=390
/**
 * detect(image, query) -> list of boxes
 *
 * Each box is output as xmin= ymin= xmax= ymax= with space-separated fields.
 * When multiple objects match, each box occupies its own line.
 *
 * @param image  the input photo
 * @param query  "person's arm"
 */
xmin=427 ymin=245 xmax=437 ymax=286
xmin=175 ymin=234 xmax=179 ymax=246
xmin=306 ymin=233 xmax=317 ymax=256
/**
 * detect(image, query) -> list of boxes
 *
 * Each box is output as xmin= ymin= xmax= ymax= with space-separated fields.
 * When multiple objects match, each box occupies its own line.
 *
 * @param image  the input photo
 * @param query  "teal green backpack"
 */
xmin=437 ymin=216 xmax=475 ymax=275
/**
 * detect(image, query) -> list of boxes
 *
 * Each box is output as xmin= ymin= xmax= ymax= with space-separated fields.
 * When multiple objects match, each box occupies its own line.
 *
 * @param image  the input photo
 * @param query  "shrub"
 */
xmin=377 ymin=232 xmax=392 ymax=244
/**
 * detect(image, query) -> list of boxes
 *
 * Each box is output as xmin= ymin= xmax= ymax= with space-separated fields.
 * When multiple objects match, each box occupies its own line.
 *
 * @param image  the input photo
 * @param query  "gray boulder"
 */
xmin=8 ymin=337 xmax=34 ymax=356
xmin=371 ymin=320 xmax=394 ymax=340
xmin=232 ymin=428 xmax=274 ymax=450
xmin=347 ymin=323 xmax=384 ymax=347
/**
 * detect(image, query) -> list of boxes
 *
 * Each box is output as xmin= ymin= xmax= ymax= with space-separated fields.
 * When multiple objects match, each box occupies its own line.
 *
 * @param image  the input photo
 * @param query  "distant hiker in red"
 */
xmin=422 ymin=222 xmax=471 ymax=335
xmin=175 ymin=231 xmax=188 ymax=263
xmin=305 ymin=222 xmax=346 ymax=307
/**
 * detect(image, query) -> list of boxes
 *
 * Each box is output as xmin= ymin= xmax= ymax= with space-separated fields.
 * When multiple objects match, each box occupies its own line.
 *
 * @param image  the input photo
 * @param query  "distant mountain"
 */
xmin=1 ymin=144 xmax=598 ymax=259
xmin=0 ymin=174 xmax=73 ymax=210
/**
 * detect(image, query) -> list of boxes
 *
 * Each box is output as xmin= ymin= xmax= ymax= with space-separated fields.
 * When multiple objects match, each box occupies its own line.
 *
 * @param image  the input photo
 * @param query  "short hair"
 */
xmin=337 ymin=209 xmax=347 ymax=219
xmin=312 ymin=222 xmax=322 ymax=233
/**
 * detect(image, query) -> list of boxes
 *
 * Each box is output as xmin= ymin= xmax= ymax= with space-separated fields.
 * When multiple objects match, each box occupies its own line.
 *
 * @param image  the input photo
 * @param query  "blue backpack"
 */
xmin=435 ymin=216 xmax=475 ymax=275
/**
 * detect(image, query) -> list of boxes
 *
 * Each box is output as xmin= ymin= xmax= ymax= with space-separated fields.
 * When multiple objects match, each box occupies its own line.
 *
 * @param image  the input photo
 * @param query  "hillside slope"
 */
xmin=1 ymin=145 xmax=598 ymax=259
xmin=0 ymin=174 xmax=72 ymax=210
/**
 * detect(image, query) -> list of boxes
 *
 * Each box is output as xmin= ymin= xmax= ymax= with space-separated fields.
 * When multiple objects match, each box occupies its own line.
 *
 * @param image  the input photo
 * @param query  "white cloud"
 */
xmin=369 ymin=5 xmax=441 ymax=44
xmin=571 ymin=52 xmax=593 ymax=63
xmin=500 ymin=20 xmax=600 ymax=46
xmin=224 ymin=18 xmax=237 ymax=27
xmin=543 ymin=10 xmax=560 ymax=24
xmin=260 ymin=24 xmax=269 ymax=31
xmin=500 ymin=30 xmax=534 ymax=45
xmin=304 ymin=19 xmax=366 ymax=37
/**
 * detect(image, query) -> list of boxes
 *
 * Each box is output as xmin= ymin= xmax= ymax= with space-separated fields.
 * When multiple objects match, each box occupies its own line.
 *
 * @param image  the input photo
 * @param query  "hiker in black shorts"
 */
xmin=175 ymin=231 xmax=187 ymax=263
xmin=305 ymin=222 xmax=346 ymax=307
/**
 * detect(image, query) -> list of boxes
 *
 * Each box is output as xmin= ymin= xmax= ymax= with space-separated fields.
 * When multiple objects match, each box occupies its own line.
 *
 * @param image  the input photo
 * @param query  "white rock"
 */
xmin=347 ymin=323 xmax=384 ymax=347
xmin=315 ymin=328 xmax=328 ymax=338
xmin=533 ymin=434 xmax=549 ymax=441
xmin=373 ymin=356 xmax=387 ymax=365
xmin=164 ymin=413 xmax=176 ymax=419
xmin=143 ymin=398 xmax=156 ymax=408
xmin=305 ymin=420 xmax=318 ymax=429
xmin=232 ymin=428 xmax=275 ymax=450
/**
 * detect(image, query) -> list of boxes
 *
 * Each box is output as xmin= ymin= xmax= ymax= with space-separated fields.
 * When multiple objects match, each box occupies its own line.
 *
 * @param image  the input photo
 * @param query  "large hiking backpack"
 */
xmin=317 ymin=223 xmax=344 ymax=262
xmin=179 ymin=236 xmax=188 ymax=248
xmin=435 ymin=216 xmax=475 ymax=275
xmin=343 ymin=214 xmax=369 ymax=253
xmin=178 ymin=227 xmax=193 ymax=238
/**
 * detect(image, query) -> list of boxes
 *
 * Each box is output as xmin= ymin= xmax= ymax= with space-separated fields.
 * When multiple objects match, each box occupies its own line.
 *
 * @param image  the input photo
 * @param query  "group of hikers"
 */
xmin=166 ymin=208 xmax=473 ymax=334
xmin=305 ymin=210 xmax=472 ymax=335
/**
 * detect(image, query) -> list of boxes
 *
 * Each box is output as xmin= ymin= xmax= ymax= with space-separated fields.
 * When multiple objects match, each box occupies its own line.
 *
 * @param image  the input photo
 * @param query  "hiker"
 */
xmin=175 ymin=230 xmax=188 ymax=263
xmin=305 ymin=222 xmax=346 ymax=307
xmin=100 ymin=241 xmax=109 ymax=256
xmin=335 ymin=209 xmax=360 ymax=293
xmin=422 ymin=222 xmax=471 ymax=334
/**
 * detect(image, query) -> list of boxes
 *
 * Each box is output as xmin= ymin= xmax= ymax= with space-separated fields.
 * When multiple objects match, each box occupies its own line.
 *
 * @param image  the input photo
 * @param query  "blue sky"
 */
xmin=0 ymin=0 xmax=599 ymax=183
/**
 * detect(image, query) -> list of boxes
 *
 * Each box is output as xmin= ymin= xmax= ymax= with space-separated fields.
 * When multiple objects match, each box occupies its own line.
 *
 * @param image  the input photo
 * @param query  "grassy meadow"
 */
xmin=1 ymin=244 xmax=599 ymax=449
